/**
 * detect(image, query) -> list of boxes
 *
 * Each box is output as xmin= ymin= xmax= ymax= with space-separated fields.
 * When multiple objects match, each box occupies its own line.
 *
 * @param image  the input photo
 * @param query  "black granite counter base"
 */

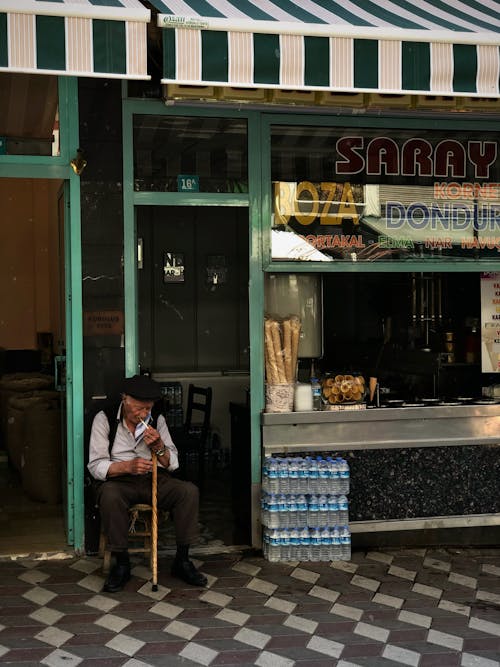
xmin=344 ymin=444 xmax=500 ymax=521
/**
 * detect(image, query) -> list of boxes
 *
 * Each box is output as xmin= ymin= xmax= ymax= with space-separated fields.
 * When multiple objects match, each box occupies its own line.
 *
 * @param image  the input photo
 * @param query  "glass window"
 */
xmin=271 ymin=125 xmax=500 ymax=262
xmin=133 ymin=115 xmax=248 ymax=193
xmin=0 ymin=73 xmax=59 ymax=156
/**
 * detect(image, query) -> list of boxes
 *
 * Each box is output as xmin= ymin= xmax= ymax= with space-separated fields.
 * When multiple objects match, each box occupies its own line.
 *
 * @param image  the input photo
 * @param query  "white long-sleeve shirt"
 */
xmin=87 ymin=404 xmax=179 ymax=481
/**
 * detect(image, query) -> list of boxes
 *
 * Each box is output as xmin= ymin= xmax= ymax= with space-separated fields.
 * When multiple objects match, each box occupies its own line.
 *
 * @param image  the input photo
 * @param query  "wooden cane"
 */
xmin=151 ymin=449 xmax=158 ymax=592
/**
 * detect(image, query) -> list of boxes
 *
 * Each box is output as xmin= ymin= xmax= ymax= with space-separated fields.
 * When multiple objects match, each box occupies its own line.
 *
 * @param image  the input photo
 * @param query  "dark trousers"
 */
xmin=97 ymin=471 xmax=199 ymax=552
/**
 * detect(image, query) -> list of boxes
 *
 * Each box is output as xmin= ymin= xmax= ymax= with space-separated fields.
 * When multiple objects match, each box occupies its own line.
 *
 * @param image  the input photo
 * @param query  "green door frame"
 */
xmin=0 ymin=76 xmax=84 ymax=552
xmin=122 ymin=99 xmax=500 ymax=547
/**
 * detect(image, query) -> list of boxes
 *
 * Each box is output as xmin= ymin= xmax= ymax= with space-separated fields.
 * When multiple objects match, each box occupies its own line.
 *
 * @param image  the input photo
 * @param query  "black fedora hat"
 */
xmin=122 ymin=374 xmax=161 ymax=401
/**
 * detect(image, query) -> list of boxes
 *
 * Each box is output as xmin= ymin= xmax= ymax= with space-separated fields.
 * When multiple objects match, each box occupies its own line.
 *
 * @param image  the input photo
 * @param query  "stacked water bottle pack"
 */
xmin=261 ymin=455 xmax=351 ymax=562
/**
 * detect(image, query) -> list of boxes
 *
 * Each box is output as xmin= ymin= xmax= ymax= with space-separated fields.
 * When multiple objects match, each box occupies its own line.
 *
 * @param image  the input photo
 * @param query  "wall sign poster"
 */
xmin=480 ymin=272 xmax=500 ymax=372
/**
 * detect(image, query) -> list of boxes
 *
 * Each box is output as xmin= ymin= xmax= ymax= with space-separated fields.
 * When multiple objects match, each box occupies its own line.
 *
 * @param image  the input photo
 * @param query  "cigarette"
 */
xmin=140 ymin=418 xmax=151 ymax=429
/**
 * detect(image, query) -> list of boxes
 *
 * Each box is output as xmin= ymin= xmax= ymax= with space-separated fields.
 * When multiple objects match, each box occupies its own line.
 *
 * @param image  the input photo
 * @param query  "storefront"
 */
xmin=2 ymin=0 xmax=500 ymax=555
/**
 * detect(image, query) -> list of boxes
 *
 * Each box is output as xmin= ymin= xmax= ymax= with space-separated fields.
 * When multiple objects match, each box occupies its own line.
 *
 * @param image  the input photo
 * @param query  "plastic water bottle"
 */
xmin=290 ymin=527 xmax=300 ymax=561
xmin=260 ymin=493 xmax=268 ymax=527
xmin=277 ymin=493 xmax=288 ymax=528
xmin=280 ymin=528 xmax=291 ymax=561
xmin=267 ymin=457 xmax=279 ymax=494
xmin=288 ymin=458 xmax=299 ymax=493
xmin=268 ymin=528 xmax=281 ymax=562
xmin=328 ymin=494 xmax=339 ymax=527
xmin=287 ymin=494 xmax=298 ymax=527
xmin=328 ymin=457 xmax=341 ymax=495
xmin=338 ymin=495 xmax=349 ymax=525
xmin=320 ymin=526 xmax=332 ymax=561
xmin=268 ymin=493 xmax=279 ymax=528
xmin=296 ymin=494 xmax=308 ymax=528
xmin=278 ymin=457 xmax=290 ymax=494
xmin=338 ymin=458 xmax=350 ymax=494
xmin=317 ymin=457 xmax=329 ymax=494
xmin=311 ymin=377 xmax=322 ymax=410
xmin=262 ymin=527 xmax=269 ymax=558
xmin=308 ymin=457 xmax=319 ymax=494
xmin=310 ymin=528 xmax=321 ymax=561
xmin=318 ymin=494 xmax=329 ymax=528
xmin=308 ymin=494 xmax=320 ymax=527
xmin=332 ymin=526 xmax=341 ymax=560
xmin=340 ymin=525 xmax=351 ymax=560
xmin=297 ymin=457 xmax=309 ymax=494
xmin=299 ymin=527 xmax=310 ymax=561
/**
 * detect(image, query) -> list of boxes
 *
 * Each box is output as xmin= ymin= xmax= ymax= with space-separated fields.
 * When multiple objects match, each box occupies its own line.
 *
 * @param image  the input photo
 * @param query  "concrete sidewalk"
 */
xmin=1 ymin=546 xmax=500 ymax=666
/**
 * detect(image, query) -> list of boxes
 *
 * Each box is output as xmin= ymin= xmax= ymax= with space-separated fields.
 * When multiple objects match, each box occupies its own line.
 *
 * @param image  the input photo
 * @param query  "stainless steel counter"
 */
xmin=262 ymin=404 xmax=500 ymax=454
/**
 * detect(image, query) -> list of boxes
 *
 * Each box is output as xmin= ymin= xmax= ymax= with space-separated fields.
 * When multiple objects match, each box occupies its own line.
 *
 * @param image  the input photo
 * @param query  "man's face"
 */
xmin=122 ymin=395 xmax=154 ymax=425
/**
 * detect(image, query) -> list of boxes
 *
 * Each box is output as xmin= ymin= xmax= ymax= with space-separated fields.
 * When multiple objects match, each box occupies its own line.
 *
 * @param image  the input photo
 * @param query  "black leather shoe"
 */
xmin=171 ymin=559 xmax=207 ymax=587
xmin=102 ymin=563 xmax=131 ymax=593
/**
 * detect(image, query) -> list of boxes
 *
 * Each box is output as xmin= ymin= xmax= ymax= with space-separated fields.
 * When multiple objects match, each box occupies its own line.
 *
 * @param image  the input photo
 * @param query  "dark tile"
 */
xmin=341 ymin=642 xmax=383 ymax=658
xmin=420 ymin=653 xmax=460 ymax=666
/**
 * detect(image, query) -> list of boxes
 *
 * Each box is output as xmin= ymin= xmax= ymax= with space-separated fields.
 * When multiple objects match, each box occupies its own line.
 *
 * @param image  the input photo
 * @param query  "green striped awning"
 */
xmin=152 ymin=0 xmax=500 ymax=97
xmin=0 ymin=0 xmax=151 ymax=79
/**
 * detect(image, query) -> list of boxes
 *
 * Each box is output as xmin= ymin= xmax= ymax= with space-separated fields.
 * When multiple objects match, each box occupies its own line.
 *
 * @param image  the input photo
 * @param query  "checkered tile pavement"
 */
xmin=2 ymin=547 xmax=500 ymax=666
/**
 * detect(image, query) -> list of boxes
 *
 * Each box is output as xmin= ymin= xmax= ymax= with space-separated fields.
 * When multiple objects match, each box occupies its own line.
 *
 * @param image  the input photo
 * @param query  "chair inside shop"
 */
xmin=175 ymin=384 xmax=212 ymax=493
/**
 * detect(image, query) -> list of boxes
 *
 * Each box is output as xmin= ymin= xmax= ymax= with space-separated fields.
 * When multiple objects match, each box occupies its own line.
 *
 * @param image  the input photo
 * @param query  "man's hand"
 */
xmin=142 ymin=425 xmax=162 ymax=450
xmin=107 ymin=457 xmax=152 ymax=477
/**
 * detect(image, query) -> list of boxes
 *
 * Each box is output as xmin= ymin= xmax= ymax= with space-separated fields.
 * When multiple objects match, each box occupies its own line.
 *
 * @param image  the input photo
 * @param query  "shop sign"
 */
xmin=481 ymin=273 xmax=500 ymax=373
xmin=84 ymin=310 xmax=124 ymax=336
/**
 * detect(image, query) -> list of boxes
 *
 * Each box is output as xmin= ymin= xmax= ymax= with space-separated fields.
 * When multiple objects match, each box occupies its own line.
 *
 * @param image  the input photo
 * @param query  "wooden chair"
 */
xmin=100 ymin=503 xmax=166 ymax=575
xmin=175 ymin=384 xmax=212 ymax=493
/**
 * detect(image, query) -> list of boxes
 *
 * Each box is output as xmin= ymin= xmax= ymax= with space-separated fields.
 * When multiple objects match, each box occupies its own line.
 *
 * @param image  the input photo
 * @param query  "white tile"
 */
xmin=350 ymin=574 xmax=380 ymax=592
xmin=40 ymin=648 xmax=83 ymax=666
xmin=330 ymin=602 xmax=363 ymax=621
xmin=449 ymin=572 xmax=477 ymax=589
xmin=477 ymin=590 xmax=500 ymax=606
xmin=265 ymin=596 xmax=296 ymax=614
xmin=130 ymin=565 xmax=152 ymax=580
xmin=149 ymin=601 xmax=183 ymax=619
xmin=35 ymin=626 xmax=73 ymax=648
xmin=481 ymin=564 xmax=500 ymax=577
xmin=307 ymin=634 xmax=344 ymax=658
xmin=95 ymin=613 xmax=131 ymax=633
xmin=106 ymin=633 xmax=145 ymax=657
xmin=247 ymin=577 xmax=278 ymax=596
xmin=215 ymin=608 xmax=249 ymax=626
xmin=461 ymin=652 xmax=500 ymax=667
xmin=424 ymin=557 xmax=451 ymax=572
xmin=85 ymin=594 xmax=119 ymax=612
xmin=284 ymin=614 xmax=318 ymax=634
xmin=388 ymin=565 xmax=416 ymax=581
xmin=383 ymin=643 xmax=420 ymax=666
xmin=372 ymin=593 xmax=404 ymax=609
xmin=290 ymin=567 xmax=320 ymax=584
xmin=331 ymin=560 xmax=358 ymax=574
xmin=30 ymin=607 xmax=64 ymax=626
xmin=179 ymin=642 xmax=218 ymax=666
xmin=234 ymin=627 xmax=271 ymax=649
xmin=77 ymin=574 xmax=104 ymax=592
xmin=469 ymin=616 xmax=500 ymax=637
xmin=70 ymin=559 xmax=100 ymax=574
xmin=412 ymin=582 xmax=442 ymax=599
xmin=164 ymin=620 xmax=199 ymax=640
xmin=0 ymin=646 xmax=8 ymax=659
xmin=23 ymin=586 xmax=57 ymax=606
xmin=439 ymin=599 xmax=471 ymax=616
xmin=137 ymin=582 xmax=169 ymax=599
xmin=122 ymin=660 xmax=154 ymax=667
xmin=199 ymin=590 xmax=232 ymax=607
xmin=18 ymin=570 xmax=50 ymax=585
xmin=308 ymin=585 xmax=339 ymax=603
xmin=354 ymin=621 xmax=390 ymax=643
xmin=254 ymin=651 xmax=294 ymax=667
xmin=232 ymin=561 xmax=261 ymax=576
xmin=398 ymin=609 xmax=432 ymax=628
xmin=337 ymin=662 xmax=363 ymax=667
xmin=427 ymin=628 xmax=463 ymax=651
xmin=366 ymin=551 xmax=394 ymax=565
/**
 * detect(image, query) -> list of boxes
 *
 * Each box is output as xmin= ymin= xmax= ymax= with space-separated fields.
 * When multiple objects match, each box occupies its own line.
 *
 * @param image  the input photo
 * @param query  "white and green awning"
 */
xmin=0 ymin=0 xmax=151 ymax=79
xmin=152 ymin=0 xmax=500 ymax=97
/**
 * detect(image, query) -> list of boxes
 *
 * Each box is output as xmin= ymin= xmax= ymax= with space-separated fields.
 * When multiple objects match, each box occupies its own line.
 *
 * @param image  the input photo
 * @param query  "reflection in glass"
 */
xmin=133 ymin=115 xmax=248 ymax=193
